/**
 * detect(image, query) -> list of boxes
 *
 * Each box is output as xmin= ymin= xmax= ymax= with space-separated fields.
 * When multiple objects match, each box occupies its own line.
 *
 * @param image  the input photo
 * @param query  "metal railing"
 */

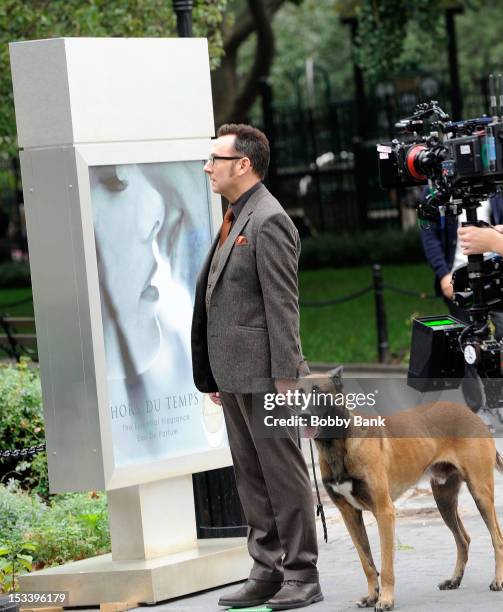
xmin=300 ymin=263 xmax=439 ymax=364
xmin=0 ymin=314 xmax=37 ymax=361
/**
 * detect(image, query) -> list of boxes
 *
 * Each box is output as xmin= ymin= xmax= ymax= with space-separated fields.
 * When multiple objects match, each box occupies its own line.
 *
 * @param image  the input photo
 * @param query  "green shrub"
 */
xmin=0 ymin=481 xmax=44 ymax=589
xmin=0 ymin=539 xmax=38 ymax=591
xmin=0 ymin=358 xmax=110 ymax=572
xmin=0 ymin=481 xmax=46 ymax=544
xmin=0 ymin=483 xmax=110 ymax=572
xmin=300 ymin=227 xmax=425 ymax=269
xmin=31 ymin=492 xmax=110 ymax=567
xmin=0 ymin=360 xmax=48 ymax=496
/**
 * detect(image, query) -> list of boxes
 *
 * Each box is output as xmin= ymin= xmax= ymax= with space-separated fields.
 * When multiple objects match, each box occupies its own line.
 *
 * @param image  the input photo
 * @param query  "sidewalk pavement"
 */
xmin=116 ymin=430 xmax=503 ymax=612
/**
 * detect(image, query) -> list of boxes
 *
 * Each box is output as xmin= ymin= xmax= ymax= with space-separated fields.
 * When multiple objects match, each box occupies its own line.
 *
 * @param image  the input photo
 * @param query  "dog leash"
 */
xmin=309 ymin=439 xmax=328 ymax=543
xmin=295 ymin=425 xmax=328 ymax=543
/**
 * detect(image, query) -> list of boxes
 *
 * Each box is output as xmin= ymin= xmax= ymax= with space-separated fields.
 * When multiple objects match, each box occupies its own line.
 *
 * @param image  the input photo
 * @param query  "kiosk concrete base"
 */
xmin=19 ymin=538 xmax=249 ymax=606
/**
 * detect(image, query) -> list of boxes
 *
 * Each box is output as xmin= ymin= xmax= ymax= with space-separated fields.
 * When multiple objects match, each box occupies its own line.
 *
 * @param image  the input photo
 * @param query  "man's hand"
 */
xmin=275 ymin=378 xmax=297 ymax=395
xmin=209 ymin=392 xmax=222 ymax=405
xmin=495 ymin=224 xmax=503 ymax=234
xmin=458 ymin=225 xmax=503 ymax=255
xmin=440 ymin=272 xmax=453 ymax=299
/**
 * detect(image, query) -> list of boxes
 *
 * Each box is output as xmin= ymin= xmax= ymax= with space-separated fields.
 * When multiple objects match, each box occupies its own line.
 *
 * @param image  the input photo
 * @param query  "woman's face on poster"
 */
xmin=91 ymin=164 xmax=165 ymax=373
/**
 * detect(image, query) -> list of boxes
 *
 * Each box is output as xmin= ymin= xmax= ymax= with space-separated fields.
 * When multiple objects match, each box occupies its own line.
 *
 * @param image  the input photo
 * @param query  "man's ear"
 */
xmin=238 ymin=157 xmax=252 ymax=175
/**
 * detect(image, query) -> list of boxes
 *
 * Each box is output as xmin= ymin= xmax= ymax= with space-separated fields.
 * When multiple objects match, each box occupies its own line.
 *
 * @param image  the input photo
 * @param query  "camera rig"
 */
xmin=376 ymin=76 xmax=503 ymax=408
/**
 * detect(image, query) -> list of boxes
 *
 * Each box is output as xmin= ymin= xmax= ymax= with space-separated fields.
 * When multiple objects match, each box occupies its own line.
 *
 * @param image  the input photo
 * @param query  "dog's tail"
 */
xmin=496 ymin=451 xmax=503 ymax=474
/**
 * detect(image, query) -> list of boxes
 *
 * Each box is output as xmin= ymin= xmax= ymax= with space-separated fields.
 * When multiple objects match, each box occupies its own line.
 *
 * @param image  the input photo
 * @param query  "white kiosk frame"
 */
xmin=21 ymin=139 xmax=229 ymax=492
xmin=10 ymin=37 xmax=249 ymax=605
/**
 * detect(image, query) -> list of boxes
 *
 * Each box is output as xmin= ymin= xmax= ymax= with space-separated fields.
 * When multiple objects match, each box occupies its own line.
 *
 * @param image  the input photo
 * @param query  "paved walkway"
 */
xmin=74 ymin=364 xmax=503 ymax=612
xmin=117 ymin=432 xmax=503 ymax=612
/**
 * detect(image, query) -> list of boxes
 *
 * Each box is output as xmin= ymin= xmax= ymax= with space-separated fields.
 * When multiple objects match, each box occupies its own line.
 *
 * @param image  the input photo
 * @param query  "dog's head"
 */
xmin=293 ymin=366 xmax=350 ymax=439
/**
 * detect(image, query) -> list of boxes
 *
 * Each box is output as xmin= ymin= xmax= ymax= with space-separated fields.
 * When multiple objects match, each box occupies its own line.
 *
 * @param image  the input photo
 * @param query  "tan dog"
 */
xmin=301 ymin=370 xmax=503 ymax=611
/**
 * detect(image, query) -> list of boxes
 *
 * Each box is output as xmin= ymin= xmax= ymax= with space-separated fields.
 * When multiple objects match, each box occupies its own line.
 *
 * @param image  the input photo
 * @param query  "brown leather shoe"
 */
xmin=266 ymin=580 xmax=323 ymax=610
xmin=218 ymin=579 xmax=283 ymax=608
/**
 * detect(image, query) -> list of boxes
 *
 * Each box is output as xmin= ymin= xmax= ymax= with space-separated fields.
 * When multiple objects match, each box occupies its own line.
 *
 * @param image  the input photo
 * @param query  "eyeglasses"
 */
xmin=206 ymin=155 xmax=244 ymax=166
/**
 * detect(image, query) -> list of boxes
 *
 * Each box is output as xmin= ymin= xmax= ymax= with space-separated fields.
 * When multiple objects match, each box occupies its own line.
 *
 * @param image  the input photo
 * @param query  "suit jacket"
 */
xmin=191 ymin=183 xmax=308 ymax=394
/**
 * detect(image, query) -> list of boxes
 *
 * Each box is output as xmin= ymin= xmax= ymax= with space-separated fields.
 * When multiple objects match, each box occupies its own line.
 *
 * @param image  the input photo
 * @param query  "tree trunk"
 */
xmin=211 ymin=0 xmax=285 ymax=126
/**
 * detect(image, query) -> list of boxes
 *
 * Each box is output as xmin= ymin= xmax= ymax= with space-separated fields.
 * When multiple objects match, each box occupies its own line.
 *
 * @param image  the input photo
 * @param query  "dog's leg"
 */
xmin=335 ymin=497 xmax=380 ymax=608
xmin=431 ymin=473 xmax=470 ymax=590
xmin=372 ymin=487 xmax=395 ymax=611
xmin=319 ymin=454 xmax=379 ymax=607
xmin=465 ymin=470 xmax=503 ymax=590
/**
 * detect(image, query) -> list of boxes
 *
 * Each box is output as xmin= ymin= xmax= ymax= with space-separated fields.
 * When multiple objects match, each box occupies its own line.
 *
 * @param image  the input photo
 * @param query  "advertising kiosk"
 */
xmin=9 ymin=37 xmax=248 ymax=605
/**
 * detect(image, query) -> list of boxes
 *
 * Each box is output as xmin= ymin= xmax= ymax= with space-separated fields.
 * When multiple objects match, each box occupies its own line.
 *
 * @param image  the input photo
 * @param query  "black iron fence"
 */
xmin=0 ymin=77 xmax=493 ymax=254
xmin=259 ymin=77 xmax=490 ymax=235
xmin=0 ymin=157 xmax=25 ymax=260
xmin=1 ymin=264 xmax=439 ymax=365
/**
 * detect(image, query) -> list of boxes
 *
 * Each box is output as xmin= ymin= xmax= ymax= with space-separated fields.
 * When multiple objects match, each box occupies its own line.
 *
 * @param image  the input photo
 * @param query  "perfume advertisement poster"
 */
xmin=89 ymin=161 xmax=227 ymax=467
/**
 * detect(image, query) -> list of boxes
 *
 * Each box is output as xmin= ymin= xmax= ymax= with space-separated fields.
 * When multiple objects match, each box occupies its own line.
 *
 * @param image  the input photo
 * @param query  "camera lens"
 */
xmin=405 ymin=144 xmax=428 ymax=182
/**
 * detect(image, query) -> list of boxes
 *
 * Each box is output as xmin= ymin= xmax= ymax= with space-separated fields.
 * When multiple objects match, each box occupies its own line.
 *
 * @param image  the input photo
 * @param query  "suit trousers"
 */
xmin=220 ymin=391 xmax=319 ymax=583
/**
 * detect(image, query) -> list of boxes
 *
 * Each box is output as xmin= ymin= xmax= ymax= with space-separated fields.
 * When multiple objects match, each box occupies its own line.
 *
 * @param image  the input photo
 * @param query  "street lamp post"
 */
xmin=445 ymin=6 xmax=463 ymax=121
xmin=341 ymin=16 xmax=369 ymax=231
xmin=173 ymin=0 xmax=193 ymax=38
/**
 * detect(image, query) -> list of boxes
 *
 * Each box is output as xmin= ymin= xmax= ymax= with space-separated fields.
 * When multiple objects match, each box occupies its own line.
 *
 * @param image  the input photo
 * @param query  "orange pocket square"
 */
xmin=236 ymin=235 xmax=248 ymax=245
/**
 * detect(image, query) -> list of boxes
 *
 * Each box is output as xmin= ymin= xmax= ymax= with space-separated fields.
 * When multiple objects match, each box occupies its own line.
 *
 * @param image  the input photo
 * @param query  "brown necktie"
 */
xmin=219 ymin=207 xmax=234 ymax=246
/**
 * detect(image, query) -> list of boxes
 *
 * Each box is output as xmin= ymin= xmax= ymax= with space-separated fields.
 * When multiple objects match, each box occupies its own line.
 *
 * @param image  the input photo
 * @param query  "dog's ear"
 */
xmin=327 ymin=365 xmax=344 ymax=393
xmin=327 ymin=365 xmax=344 ymax=391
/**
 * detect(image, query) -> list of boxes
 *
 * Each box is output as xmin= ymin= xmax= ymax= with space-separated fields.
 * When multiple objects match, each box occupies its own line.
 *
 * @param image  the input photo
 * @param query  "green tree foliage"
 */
xmin=354 ymin=0 xmax=503 ymax=92
xmin=352 ymin=0 xmax=503 ymax=87
xmin=354 ymin=0 xmax=442 ymax=80
xmin=267 ymin=0 xmax=503 ymax=107
xmin=262 ymin=0 xmax=354 ymax=104
xmin=0 ymin=0 xmax=227 ymax=158
xmin=454 ymin=0 xmax=503 ymax=88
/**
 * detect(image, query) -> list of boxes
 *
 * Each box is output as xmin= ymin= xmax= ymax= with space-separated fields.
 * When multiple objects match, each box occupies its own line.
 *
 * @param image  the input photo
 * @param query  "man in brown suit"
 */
xmin=191 ymin=124 xmax=322 ymax=610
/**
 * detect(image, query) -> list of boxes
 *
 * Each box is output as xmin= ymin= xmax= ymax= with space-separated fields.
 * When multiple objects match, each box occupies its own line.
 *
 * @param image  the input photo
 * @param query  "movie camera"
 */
xmin=376 ymin=76 xmax=503 ymax=408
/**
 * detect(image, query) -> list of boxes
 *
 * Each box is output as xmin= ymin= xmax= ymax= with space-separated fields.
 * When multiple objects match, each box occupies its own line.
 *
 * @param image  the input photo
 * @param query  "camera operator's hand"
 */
xmin=458 ymin=225 xmax=503 ymax=256
xmin=440 ymin=273 xmax=454 ymax=299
